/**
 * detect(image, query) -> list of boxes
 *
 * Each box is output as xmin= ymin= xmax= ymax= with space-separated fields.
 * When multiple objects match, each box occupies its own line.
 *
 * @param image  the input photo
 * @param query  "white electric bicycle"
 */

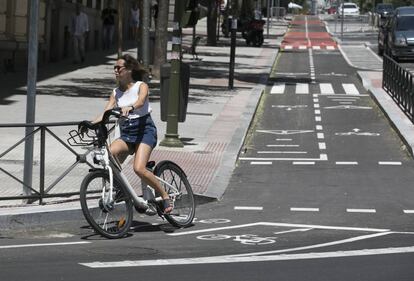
xmin=68 ymin=108 xmax=195 ymax=239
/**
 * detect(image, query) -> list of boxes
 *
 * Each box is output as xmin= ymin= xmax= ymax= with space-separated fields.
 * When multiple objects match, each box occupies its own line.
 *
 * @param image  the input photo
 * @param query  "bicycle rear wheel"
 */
xmin=154 ymin=161 xmax=195 ymax=227
xmin=80 ymin=170 xmax=133 ymax=239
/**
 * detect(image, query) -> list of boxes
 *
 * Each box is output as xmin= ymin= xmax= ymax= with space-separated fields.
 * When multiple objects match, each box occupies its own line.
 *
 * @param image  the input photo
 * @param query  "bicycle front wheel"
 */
xmin=154 ymin=161 xmax=195 ymax=227
xmin=80 ymin=170 xmax=133 ymax=239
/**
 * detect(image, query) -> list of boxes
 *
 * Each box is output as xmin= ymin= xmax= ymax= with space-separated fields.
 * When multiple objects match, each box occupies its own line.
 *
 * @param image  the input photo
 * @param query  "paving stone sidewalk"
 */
xmin=0 ymin=18 xmax=287 ymax=215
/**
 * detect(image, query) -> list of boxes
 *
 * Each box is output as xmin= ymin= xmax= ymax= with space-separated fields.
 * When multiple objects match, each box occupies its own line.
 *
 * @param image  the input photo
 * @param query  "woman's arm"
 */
xmin=130 ymin=82 xmax=149 ymax=110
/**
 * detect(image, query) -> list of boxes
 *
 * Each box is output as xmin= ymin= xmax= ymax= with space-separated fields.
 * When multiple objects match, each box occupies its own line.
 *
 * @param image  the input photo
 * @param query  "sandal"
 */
xmin=161 ymin=198 xmax=173 ymax=214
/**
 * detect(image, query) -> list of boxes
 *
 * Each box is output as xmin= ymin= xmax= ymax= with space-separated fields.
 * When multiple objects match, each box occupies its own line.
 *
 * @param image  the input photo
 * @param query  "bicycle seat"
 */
xmin=146 ymin=161 xmax=156 ymax=169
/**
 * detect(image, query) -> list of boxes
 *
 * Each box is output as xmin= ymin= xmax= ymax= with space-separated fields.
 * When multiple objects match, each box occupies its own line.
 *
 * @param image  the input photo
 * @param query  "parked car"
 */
xmin=377 ymin=6 xmax=414 ymax=60
xmin=374 ymin=3 xmax=394 ymax=18
xmin=337 ymin=2 xmax=360 ymax=17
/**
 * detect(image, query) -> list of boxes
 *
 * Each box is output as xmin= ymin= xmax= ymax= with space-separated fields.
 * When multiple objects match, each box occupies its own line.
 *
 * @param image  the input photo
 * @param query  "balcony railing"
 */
xmin=0 ymin=121 xmax=113 ymax=205
xmin=382 ymin=54 xmax=414 ymax=123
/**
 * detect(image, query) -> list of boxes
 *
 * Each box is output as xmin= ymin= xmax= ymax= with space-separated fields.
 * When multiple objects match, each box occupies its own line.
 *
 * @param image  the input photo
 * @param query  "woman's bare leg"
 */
xmin=133 ymin=143 xmax=172 ymax=213
xmin=110 ymin=139 xmax=130 ymax=162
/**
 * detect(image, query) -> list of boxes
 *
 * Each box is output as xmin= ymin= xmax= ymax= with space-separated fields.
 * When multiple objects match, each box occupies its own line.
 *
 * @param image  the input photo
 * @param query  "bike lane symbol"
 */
xmin=197 ymin=229 xmax=312 ymax=246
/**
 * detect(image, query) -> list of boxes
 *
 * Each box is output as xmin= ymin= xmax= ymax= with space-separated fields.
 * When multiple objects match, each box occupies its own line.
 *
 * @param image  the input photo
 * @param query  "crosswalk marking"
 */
xmin=270 ymin=83 xmax=285 ymax=94
xmin=296 ymin=83 xmax=309 ymax=94
xmin=319 ymin=83 xmax=334 ymax=95
xmin=282 ymin=45 xmax=337 ymax=50
xmin=269 ymin=83 xmax=361 ymax=96
xmin=343 ymin=83 xmax=360 ymax=95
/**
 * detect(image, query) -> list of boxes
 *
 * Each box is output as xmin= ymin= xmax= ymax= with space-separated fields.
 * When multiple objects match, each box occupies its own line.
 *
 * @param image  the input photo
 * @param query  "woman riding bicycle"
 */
xmin=92 ymin=54 xmax=172 ymax=214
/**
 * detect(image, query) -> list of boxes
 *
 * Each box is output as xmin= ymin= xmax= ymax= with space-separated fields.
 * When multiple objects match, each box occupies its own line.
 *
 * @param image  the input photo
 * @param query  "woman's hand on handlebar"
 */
xmin=120 ymin=106 xmax=132 ymax=117
xmin=78 ymin=120 xmax=94 ymax=136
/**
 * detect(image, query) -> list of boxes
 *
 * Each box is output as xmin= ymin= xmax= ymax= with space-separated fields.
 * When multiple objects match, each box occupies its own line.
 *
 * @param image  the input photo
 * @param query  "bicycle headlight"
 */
xmin=93 ymin=153 xmax=104 ymax=165
xmin=394 ymin=35 xmax=407 ymax=46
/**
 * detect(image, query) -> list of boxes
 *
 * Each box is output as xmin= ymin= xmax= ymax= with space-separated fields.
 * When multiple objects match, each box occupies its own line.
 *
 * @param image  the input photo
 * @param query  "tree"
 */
xmin=152 ymin=0 xmax=170 ymax=78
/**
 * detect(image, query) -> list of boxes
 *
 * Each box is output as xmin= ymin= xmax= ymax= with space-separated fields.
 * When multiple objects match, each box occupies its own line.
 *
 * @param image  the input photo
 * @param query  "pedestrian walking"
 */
xmin=70 ymin=3 xmax=89 ymax=64
xmin=101 ymin=0 xmax=117 ymax=50
xmin=130 ymin=2 xmax=140 ymax=41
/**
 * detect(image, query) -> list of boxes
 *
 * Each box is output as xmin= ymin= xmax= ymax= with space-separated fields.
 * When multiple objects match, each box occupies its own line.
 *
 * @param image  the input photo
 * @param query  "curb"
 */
xmin=357 ymin=71 xmax=414 ymax=157
xmin=203 ymin=47 xmax=280 ymax=199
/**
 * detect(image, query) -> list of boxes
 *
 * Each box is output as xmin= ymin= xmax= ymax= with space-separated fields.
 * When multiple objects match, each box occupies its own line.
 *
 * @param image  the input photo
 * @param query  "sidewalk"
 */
xmin=0 ymin=18 xmax=287 ymax=228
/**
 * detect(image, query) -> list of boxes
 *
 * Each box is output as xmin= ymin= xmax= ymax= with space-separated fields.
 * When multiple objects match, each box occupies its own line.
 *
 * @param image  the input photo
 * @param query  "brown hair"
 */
xmin=121 ymin=54 xmax=148 ymax=82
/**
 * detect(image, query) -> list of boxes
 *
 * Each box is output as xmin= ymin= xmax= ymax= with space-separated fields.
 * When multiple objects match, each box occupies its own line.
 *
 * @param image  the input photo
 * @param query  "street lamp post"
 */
xmin=23 ymin=0 xmax=40 ymax=202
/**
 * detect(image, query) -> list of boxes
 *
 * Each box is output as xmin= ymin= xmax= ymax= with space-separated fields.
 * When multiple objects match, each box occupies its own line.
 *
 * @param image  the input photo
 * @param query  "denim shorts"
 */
xmin=119 ymin=114 xmax=157 ymax=149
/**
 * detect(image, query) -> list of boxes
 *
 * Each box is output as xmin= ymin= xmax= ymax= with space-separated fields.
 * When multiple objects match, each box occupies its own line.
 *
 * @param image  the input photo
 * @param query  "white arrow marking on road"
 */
xmin=272 ymin=105 xmax=308 ymax=111
xmin=324 ymin=105 xmax=372 ymax=109
xmin=256 ymin=130 xmax=314 ymax=135
xmin=335 ymin=130 xmax=380 ymax=136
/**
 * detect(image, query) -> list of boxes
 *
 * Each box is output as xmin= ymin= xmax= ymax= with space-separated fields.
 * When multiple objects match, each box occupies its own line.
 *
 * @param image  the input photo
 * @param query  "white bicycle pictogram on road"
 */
xmin=197 ymin=234 xmax=277 ymax=245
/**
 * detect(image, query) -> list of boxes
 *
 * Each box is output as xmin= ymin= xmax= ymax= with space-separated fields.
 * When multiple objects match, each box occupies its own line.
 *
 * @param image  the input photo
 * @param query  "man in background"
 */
xmin=101 ymin=0 xmax=117 ymax=50
xmin=71 ymin=3 xmax=89 ymax=63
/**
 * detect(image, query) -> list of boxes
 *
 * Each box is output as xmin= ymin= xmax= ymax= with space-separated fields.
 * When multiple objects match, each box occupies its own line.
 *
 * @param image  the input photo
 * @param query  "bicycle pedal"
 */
xmin=134 ymin=205 xmax=157 ymax=216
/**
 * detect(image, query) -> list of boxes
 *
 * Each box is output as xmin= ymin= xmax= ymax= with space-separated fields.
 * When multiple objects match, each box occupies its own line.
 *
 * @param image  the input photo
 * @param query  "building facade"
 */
xmin=0 ymin=0 xmax=144 ymax=73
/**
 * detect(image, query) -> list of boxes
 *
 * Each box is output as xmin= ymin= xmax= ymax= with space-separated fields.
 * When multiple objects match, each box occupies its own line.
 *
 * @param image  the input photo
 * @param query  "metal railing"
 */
xmin=382 ymin=54 xmax=414 ymax=123
xmin=0 ymin=122 xmax=106 ymax=205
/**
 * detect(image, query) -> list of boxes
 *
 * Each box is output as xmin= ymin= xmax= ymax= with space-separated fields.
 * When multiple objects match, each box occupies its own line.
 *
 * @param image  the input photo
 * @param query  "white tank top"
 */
xmin=113 ymin=81 xmax=152 ymax=119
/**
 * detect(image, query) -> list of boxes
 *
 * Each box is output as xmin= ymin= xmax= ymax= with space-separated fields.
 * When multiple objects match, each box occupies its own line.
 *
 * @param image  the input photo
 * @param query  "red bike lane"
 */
xmin=281 ymin=16 xmax=337 ymax=50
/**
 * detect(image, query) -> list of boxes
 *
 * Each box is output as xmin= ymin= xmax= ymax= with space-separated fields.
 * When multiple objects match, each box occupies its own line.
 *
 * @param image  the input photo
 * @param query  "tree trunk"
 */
xmin=152 ymin=0 xmax=170 ymax=79
xmin=206 ymin=0 xmax=218 ymax=46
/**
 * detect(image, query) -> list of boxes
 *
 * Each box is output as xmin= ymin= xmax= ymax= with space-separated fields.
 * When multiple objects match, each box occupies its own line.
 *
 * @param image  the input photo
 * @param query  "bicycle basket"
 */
xmin=67 ymin=129 xmax=98 ymax=146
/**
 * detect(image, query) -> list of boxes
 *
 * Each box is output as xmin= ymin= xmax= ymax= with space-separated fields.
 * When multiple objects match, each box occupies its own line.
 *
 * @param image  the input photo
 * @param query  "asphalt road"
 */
xmin=1 ymin=15 xmax=414 ymax=281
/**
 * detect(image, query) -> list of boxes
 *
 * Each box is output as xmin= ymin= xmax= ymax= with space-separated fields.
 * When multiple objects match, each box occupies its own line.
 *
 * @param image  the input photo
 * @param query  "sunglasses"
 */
xmin=113 ymin=65 xmax=125 ymax=72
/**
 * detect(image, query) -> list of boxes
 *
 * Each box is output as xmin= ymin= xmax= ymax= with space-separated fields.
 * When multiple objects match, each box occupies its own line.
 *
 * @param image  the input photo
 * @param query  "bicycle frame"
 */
xmin=91 ymin=143 xmax=181 ymax=211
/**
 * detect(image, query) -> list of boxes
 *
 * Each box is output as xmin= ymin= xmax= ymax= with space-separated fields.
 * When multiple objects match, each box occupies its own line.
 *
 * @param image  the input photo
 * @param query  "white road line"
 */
xmin=318 ymin=142 xmax=326 ymax=150
xmin=347 ymin=209 xmax=377 ymax=213
xmin=230 ymin=232 xmax=392 ymax=257
xmin=285 ymin=45 xmax=293 ymax=50
xmin=332 ymin=99 xmax=358 ymax=102
xmin=82 ymin=237 xmax=413 ymax=268
xmin=379 ymin=161 xmax=402 ymax=166
xmin=250 ymin=161 xmax=272 ymax=165
xmin=403 ymin=210 xmax=414 ymax=214
xmin=290 ymin=208 xmax=320 ymax=212
xmin=313 ymin=98 xmax=319 ymax=103
xmin=234 ymin=206 xmax=264 ymax=211
xmin=276 ymin=138 xmax=292 ymax=141
xmin=267 ymin=144 xmax=300 ymax=147
xmin=292 ymin=161 xmax=315 ymax=165
xmin=257 ymin=151 xmax=308 ymax=154
xmin=314 ymin=109 xmax=321 ymax=114
xmin=336 ymin=161 xmax=358 ymax=165
xmin=315 ymin=116 xmax=322 ymax=122
xmin=320 ymin=83 xmax=334 ymax=95
xmin=316 ymin=125 xmax=323 ymax=130
xmin=296 ymin=83 xmax=309 ymax=94
xmin=314 ymin=103 xmax=320 ymax=108
xmin=0 ymin=241 xmax=90 ymax=249
xmin=343 ymin=83 xmax=360 ymax=95
xmin=167 ymin=222 xmax=389 ymax=237
xmin=270 ymin=83 xmax=285 ymax=94
xmin=317 ymin=133 xmax=324 ymax=139
xmin=239 ymin=154 xmax=328 ymax=161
